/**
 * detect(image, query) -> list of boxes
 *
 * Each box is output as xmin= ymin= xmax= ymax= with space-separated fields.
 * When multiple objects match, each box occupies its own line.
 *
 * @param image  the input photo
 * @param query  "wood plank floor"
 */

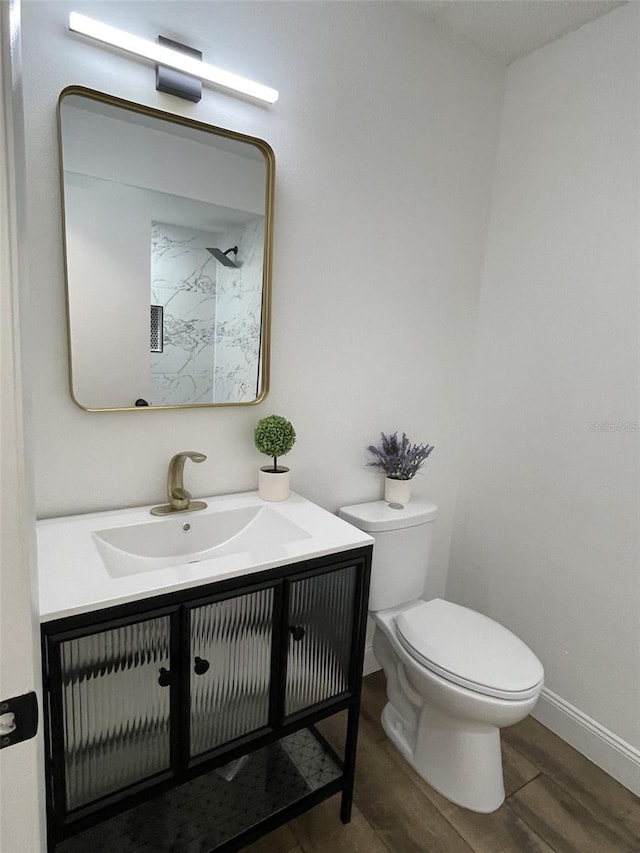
xmin=244 ymin=671 xmax=640 ymax=853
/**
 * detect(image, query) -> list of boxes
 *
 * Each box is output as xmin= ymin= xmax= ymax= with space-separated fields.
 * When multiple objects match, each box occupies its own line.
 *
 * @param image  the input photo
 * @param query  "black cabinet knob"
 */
xmin=289 ymin=625 xmax=306 ymax=642
xmin=158 ymin=667 xmax=172 ymax=687
xmin=194 ymin=656 xmax=210 ymax=675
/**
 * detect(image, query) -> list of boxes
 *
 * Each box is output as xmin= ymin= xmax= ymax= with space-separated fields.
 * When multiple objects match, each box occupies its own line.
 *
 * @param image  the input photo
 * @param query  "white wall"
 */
xmin=20 ymin=0 xmax=505 ymax=601
xmin=448 ymin=3 xmax=639 ymax=791
xmin=62 ymin=102 xmax=266 ymax=215
xmin=66 ymin=182 xmax=151 ymax=408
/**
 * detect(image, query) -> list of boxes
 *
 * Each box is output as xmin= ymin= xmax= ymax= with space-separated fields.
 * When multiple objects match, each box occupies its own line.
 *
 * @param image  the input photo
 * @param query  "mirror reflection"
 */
xmin=58 ymin=88 xmax=274 ymax=410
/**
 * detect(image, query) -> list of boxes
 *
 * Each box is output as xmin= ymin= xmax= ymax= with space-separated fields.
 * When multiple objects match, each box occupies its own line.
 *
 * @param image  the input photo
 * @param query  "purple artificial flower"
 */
xmin=367 ymin=431 xmax=434 ymax=480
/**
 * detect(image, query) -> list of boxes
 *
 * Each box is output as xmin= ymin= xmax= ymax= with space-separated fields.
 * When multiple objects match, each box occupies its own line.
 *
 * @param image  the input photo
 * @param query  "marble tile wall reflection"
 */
xmin=150 ymin=220 xmax=264 ymax=406
xmin=150 ymin=222 xmax=217 ymax=406
xmin=214 ymin=219 xmax=264 ymax=403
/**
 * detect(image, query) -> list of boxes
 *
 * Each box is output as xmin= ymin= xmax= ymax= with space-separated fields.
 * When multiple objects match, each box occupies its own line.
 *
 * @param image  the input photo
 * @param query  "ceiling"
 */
xmin=413 ymin=0 xmax=627 ymax=64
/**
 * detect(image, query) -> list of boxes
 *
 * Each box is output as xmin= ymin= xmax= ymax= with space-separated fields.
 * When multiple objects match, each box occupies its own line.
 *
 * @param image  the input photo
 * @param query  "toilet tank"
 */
xmin=338 ymin=500 xmax=438 ymax=611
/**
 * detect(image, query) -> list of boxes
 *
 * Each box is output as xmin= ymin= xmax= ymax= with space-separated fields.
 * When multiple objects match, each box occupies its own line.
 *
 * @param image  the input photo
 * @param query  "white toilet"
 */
xmin=339 ymin=499 xmax=544 ymax=813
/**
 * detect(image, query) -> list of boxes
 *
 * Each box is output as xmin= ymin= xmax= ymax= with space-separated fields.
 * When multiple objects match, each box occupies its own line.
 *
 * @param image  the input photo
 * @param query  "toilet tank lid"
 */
xmin=338 ymin=500 xmax=438 ymax=532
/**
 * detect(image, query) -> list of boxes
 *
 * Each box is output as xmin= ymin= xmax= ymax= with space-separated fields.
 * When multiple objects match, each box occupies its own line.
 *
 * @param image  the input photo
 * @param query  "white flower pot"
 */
xmin=258 ymin=466 xmax=290 ymax=502
xmin=385 ymin=477 xmax=410 ymax=505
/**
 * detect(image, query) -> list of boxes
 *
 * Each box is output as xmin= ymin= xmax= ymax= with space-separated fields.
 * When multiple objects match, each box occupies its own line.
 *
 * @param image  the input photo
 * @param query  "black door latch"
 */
xmin=0 ymin=691 xmax=38 ymax=750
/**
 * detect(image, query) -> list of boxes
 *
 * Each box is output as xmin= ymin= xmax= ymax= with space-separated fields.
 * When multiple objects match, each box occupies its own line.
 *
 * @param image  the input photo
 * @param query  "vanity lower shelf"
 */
xmin=55 ymin=725 xmax=344 ymax=853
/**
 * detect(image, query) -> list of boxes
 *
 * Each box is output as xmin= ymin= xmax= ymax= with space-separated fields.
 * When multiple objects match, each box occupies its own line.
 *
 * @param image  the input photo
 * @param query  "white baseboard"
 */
xmin=361 ymin=653 xmax=640 ymax=796
xmin=532 ymin=687 xmax=640 ymax=796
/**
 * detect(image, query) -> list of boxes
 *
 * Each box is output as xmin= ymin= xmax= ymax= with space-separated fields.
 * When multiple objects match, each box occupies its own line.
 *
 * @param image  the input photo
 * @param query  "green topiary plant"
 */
xmin=254 ymin=415 xmax=296 ymax=473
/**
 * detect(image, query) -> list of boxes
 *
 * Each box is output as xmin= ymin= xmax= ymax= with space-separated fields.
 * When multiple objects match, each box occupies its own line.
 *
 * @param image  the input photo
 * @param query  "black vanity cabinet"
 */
xmin=42 ymin=549 xmax=371 ymax=853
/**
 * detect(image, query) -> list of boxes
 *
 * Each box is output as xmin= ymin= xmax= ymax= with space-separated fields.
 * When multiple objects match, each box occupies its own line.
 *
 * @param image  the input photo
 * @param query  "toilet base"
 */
xmin=380 ymin=701 xmax=415 ymax=762
xmin=371 ymin=607 xmax=541 ymax=814
xmin=381 ymin=700 xmax=505 ymax=813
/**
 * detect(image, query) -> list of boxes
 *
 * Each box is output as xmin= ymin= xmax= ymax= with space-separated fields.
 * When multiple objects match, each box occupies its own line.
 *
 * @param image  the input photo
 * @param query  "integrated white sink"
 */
xmin=37 ymin=491 xmax=373 ymax=622
xmin=93 ymin=505 xmax=311 ymax=578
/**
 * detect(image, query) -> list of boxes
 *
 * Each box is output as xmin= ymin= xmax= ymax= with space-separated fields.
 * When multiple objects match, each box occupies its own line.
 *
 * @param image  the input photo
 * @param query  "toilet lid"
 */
xmin=395 ymin=599 xmax=544 ymax=700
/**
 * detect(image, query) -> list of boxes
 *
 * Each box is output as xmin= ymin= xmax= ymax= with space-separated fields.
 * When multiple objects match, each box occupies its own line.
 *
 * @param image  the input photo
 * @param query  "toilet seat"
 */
xmin=395 ymin=599 xmax=544 ymax=701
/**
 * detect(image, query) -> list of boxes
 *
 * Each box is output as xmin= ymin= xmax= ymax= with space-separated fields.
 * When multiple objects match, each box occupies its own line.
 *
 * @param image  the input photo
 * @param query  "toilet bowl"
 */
xmin=372 ymin=599 xmax=543 ymax=812
xmin=338 ymin=500 xmax=544 ymax=813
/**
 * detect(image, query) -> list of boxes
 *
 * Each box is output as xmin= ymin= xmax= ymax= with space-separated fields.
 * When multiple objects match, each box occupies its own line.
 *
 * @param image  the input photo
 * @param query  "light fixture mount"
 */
xmin=156 ymin=36 xmax=202 ymax=103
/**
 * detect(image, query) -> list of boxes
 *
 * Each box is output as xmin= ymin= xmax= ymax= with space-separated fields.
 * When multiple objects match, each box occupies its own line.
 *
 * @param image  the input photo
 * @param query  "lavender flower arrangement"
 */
xmin=367 ymin=431 xmax=434 ymax=481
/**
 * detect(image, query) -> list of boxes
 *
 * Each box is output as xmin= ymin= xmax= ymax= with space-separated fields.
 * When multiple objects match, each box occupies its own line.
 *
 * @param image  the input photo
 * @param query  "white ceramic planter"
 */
xmin=258 ymin=467 xmax=290 ymax=502
xmin=384 ymin=477 xmax=411 ymax=505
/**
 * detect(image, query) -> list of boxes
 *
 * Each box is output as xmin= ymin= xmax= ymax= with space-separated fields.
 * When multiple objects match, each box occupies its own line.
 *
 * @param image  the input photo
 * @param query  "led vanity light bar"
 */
xmin=68 ymin=12 xmax=279 ymax=105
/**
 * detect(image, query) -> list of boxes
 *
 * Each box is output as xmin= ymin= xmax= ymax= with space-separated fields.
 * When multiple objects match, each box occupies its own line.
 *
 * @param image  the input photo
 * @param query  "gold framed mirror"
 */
xmin=58 ymin=87 xmax=274 ymax=411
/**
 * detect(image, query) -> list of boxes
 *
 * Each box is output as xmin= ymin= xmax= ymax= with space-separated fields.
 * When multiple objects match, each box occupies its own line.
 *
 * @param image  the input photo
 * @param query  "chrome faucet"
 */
xmin=150 ymin=451 xmax=208 ymax=516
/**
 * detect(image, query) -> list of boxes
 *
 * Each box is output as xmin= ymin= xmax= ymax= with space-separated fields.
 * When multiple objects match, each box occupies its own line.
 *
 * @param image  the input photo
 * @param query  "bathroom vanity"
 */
xmin=38 ymin=492 xmax=372 ymax=853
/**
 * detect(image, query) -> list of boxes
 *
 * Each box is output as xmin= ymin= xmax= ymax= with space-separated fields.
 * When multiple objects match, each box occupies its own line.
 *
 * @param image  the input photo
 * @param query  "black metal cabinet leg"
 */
xmin=340 ymin=704 xmax=360 ymax=824
xmin=340 ymin=786 xmax=353 ymax=824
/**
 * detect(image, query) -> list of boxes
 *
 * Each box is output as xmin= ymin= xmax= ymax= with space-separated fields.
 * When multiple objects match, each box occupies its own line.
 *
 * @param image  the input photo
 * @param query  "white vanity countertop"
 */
xmin=37 ymin=491 xmax=373 ymax=622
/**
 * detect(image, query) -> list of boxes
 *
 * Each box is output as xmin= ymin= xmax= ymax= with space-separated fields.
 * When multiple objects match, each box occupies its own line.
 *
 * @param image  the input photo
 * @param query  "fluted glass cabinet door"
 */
xmin=189 ymin=586 xmax=275 ymax=758
xmin=56 ymin=614 xmax=172 ymax=812
xmin=285 ymin=564 xmax=357 ymax=716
